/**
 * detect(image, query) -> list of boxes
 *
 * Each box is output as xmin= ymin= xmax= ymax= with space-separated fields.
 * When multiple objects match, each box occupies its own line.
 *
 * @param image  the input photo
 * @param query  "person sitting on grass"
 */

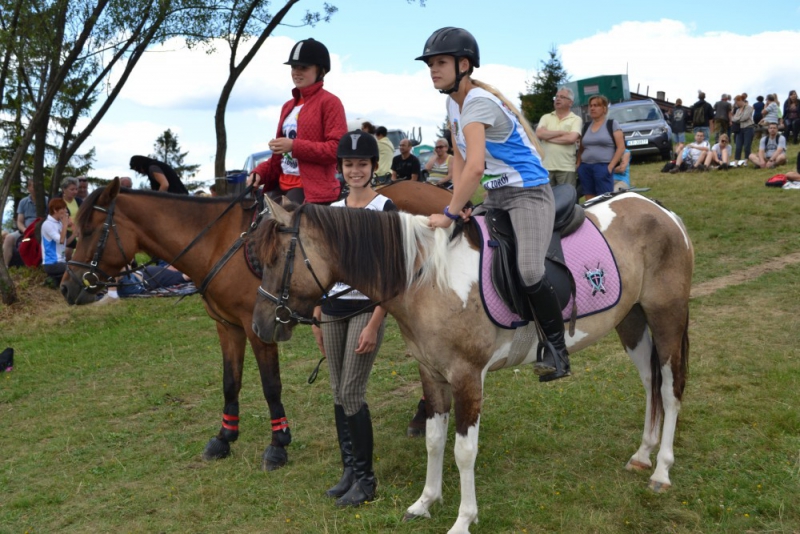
xmin=705 ymin=134 xmax=732 ymax=169
xmin=40 ymin=198 xmax=76 ymax=286
xmin=783 ymin=152 xmax=800 ymax=187
xmin=749 ymin=123 xmax=787 ymax=169
xmin=670 ymin=130 xmax=710 ymax=173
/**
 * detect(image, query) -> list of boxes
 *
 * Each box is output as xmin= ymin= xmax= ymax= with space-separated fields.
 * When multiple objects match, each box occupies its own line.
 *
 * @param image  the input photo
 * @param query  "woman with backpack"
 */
xmin=576 ymin=94 xmax=625 ymax=200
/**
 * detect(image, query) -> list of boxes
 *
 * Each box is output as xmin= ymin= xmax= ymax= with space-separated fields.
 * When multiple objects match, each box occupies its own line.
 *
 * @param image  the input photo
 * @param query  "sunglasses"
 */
xmin=435 ymin=146 xmax=447 ymax=149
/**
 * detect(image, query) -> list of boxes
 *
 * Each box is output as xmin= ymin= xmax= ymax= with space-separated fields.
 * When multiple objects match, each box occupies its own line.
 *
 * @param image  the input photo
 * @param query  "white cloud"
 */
xmin=560 ymin=20 xmax=800 ymax=104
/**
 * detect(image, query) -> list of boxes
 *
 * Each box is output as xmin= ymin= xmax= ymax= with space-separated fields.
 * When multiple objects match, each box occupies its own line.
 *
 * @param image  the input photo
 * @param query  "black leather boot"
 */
xmin=336 ymin=404 xmax=376 ymax=507
xmin=325 ymin=404 xmax=355 ymax=498
xmin=526 ymin=277 xmax=571 ymax=382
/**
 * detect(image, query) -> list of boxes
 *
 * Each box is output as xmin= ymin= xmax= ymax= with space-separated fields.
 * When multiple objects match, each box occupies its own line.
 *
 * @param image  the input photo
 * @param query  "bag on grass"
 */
xmin=765 ymin=174 xmax=787 ymax=188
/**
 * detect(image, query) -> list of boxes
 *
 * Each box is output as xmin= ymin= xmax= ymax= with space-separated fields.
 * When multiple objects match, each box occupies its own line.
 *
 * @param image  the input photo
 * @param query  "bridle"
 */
xmin=66 ymin=199 xmax=134 ymax=291
xmin=256 ymin=205 xmax=379 ymax=339
xmin=66 ymin=185 xmax=256 ymax=296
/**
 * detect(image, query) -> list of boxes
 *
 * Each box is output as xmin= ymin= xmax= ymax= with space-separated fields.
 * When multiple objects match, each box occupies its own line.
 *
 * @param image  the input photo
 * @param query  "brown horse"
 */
xmin=250 ymin=193 xmax=693 ymax=533
xmin=59 ymin=178 xmax=451 ymax=469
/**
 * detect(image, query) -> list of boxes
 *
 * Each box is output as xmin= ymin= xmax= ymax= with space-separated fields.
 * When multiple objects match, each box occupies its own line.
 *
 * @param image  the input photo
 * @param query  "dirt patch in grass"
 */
xmin=0 ymin=268 xmax=67 ymax=326
xmin=690 ymin=252 xmax=800 ymax=298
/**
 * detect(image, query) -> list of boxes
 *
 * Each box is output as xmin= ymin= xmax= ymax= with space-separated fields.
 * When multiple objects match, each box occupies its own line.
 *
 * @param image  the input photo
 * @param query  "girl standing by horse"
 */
xmin=419 ymin=27 xmax=570 ymax=381
xmin=246 ymin=38 xmax=346 ymax=205
xmin=312 ymin=131 xmax=397 ymax=507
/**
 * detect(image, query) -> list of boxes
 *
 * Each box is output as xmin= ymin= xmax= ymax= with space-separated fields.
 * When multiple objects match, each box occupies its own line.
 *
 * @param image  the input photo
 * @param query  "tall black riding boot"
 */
xmin=325 ymin=404 xmax=355 ymax=498
xmin=336 ymin=404 xmax=376 ymax=507
xmin=526 ymin=277 xmax=571 ymax=382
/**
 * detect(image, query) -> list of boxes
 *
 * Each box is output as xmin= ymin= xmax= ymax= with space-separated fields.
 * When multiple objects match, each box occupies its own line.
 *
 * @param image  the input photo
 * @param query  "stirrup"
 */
xmin=534 ymin=340 xmax=571 ymax=383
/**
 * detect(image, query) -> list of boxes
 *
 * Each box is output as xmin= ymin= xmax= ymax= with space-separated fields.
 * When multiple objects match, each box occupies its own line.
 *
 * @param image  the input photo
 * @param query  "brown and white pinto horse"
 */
xmin=250 ymin=193 xmax=693 ymax=533
xmin=59 ymin=178 xmax=452 ymax=469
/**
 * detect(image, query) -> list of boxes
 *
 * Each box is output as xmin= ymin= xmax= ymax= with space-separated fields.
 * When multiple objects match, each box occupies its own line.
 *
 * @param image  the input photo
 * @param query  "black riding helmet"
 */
xmin=416 ymin=27 xmax=480 ymax=94
xmin=337 ymin=130 xmax=379 ymax=175
xmin=285 ymin=38 xmax=331 ymax=80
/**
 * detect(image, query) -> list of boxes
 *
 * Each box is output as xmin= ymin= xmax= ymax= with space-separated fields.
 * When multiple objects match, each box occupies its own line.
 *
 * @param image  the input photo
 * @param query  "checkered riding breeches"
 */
xmin=483 ymin=184 xmax=555 ymax=287
xmin=322 ymin=311 xmax=386 ymax=416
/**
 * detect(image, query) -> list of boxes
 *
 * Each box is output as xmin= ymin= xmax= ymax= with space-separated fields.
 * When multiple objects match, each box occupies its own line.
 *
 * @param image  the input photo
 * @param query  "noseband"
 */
xmin=256 ymin=208 xmax=327 ymax=328
xmin=66 ymin=200 xmax=132 ymax=291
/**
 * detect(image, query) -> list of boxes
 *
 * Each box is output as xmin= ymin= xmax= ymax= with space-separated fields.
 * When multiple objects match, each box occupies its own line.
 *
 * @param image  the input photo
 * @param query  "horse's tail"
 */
xmin=648 ymin=311 xmax=690 ymax=427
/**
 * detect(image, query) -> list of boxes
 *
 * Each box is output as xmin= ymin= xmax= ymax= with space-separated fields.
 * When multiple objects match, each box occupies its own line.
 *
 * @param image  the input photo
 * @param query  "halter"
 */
xmin=255 ymin=206 xmax=379 ymax=340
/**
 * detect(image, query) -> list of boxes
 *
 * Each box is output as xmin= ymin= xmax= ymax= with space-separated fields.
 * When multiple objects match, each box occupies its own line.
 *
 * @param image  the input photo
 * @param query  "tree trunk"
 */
xmin=212 ymin=0 xmax=300 ymax=181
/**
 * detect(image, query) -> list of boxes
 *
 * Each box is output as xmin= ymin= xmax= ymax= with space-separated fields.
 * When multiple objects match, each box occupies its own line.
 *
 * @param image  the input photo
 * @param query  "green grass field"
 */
xmin=2 ymin=154 xmax=800 ymax=533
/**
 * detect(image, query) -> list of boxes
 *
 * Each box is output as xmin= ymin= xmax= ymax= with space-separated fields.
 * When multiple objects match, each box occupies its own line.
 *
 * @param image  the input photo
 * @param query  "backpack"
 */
xmin=693 ymin=104 xmax=706 ymax=125
xmin=765 ymin=174 xmax=787 ymax=188
xmin=18 ymin=217 xmax=44 ymax=267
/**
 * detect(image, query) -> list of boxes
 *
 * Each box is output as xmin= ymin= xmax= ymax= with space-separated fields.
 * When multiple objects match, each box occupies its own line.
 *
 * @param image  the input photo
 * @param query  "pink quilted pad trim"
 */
xmin=475 ymin=216 xmax=621 ymax=329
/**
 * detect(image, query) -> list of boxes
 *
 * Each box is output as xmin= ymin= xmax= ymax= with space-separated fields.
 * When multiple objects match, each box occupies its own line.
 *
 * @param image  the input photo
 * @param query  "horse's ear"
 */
xmin=98 ymin=177 xmax=121 ymax=205
xmin=265 ymin=194 xmax=291 ymax=226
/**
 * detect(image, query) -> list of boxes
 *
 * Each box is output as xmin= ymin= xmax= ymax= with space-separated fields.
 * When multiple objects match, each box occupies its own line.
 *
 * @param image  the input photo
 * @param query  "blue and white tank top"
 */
xmin=448 ymin=87 xmax=549 ymax=190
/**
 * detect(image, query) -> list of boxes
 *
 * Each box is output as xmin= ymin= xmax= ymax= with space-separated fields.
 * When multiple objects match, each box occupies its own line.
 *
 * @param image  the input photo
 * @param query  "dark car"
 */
xmin=608 ymin=99 xmax=672 ymax=160
xmin=225 ymin=149 xmax=273 ymax=189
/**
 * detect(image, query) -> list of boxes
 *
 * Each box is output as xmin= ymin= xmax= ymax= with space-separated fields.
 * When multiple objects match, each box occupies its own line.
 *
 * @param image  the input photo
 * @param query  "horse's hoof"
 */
xmin=648 ymin=479 xmax=671 ymax=493
xmin=625 ymin=459 xmax=651 ymax=472
xmin=407 ymin=426 xmax=425 ymax=438
xmin=262 ymin=445 xmax=288 ymax=471
xmin=202 ymin=437 xmax=230 ymax=460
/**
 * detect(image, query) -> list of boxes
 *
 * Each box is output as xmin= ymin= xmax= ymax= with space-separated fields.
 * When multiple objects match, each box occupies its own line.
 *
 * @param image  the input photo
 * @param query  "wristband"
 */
xmin=443 ymin=205 xmax=460 ymax=221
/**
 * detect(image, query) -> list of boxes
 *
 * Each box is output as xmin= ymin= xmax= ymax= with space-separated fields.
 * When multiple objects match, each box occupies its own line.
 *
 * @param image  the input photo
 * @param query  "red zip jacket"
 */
xmin=254 ymin=81 xmax=346 ymax=203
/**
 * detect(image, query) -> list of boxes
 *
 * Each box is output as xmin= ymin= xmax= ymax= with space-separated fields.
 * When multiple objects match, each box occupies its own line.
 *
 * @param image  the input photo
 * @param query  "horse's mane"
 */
xmin=251 ymin=203 xmax=452 ymax=301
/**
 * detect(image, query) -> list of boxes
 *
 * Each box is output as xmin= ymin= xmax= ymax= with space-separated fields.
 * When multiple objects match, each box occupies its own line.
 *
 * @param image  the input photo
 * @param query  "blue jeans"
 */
xmin=734 ymin=127 xmax=755 ymax=160
xmin=672 ymin=132 xmax=686 ymax=145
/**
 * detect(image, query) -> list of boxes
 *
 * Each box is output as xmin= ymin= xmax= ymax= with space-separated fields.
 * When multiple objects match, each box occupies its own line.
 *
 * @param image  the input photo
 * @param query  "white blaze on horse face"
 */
xmin=446 ymin=237 xmax=480 ymax=307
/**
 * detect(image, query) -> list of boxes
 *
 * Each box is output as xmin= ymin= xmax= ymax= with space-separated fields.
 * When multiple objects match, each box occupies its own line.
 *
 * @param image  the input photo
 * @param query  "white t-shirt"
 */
xmin=280 ymin=104 xmax=303 ymax=176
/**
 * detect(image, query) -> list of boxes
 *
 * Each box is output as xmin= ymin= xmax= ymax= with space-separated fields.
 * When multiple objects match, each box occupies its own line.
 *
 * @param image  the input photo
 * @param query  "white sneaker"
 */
xmin=94 ymin=294 xmax=120 ymax=306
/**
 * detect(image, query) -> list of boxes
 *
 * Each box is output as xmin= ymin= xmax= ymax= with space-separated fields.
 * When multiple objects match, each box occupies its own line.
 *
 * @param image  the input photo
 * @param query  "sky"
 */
xmin=23 ymin=0 xmax=800 ymax=193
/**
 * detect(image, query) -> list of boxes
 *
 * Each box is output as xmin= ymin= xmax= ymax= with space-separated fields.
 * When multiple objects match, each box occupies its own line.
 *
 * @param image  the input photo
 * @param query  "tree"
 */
xmin=0 ymin=0 xmax=220 ymax=304
xmin=151 ymin=129 xmax=200 ymax=179
xmin=520 ymin=46 xmax=570 ymax=126
xmin=210 ymin=0 xmax=337 ymax=182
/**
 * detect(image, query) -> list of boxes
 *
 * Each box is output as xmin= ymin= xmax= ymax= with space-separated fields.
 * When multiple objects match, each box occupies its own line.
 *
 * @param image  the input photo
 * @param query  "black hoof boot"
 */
xmin=407 ymin=398 xmax=427 ymax=437
xmin=262 ymin=445 xmax=288 ymax=471
xmin=203 ymin=437 xmax=231 ymax=460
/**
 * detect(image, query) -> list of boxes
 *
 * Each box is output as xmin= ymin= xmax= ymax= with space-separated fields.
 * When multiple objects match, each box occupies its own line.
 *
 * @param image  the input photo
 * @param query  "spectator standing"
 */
xmin=374 ymin=126 xmax=395 ymax=184
xmin=247 ymin=38 xmax=346 ymax=204
xmin=129 ymin=156 xmax=189 ymax=194
xmin=749 ymin=123 xmax=787 ymax=168
xmin=783 ymin=90 xmax=799 ymax=144
xmin=360 ymin=121 xmax=376 ymax=135
xmin=424 ymin=138 xmax=453 ymax=186
xmin=536 ymin=87 xmax=582 ymax=188
xmin=731 ymin=95 xmax=755 ymax=160
xmin=576 ymin=94 xmax=625 ymax=200
xmin=58 ymin=177 xmax=82 ymax=225
xmin=668 ymin=98 xmax=689 ymax=146
xmin=115 ymin=176 xmax=134 ymax=188
xmin=691 ymin=91 xmax=714 ymax=141
xmin=2 ymin=181 xmax=47 ymax=267
xmin=713 ymin=94 xmax=732 ymax=144
xmin=390 ymin=139 xmax=420 ymax=182
xmin=76 ymin=176 xmax=89 ymax=200
xmin=753 ymin=95 xmax=765 ymax=125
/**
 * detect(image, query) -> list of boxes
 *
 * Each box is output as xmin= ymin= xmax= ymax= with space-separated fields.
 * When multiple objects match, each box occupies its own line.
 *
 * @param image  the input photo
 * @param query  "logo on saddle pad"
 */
xmin=584 ymin=264 xmax=606 ymax=296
